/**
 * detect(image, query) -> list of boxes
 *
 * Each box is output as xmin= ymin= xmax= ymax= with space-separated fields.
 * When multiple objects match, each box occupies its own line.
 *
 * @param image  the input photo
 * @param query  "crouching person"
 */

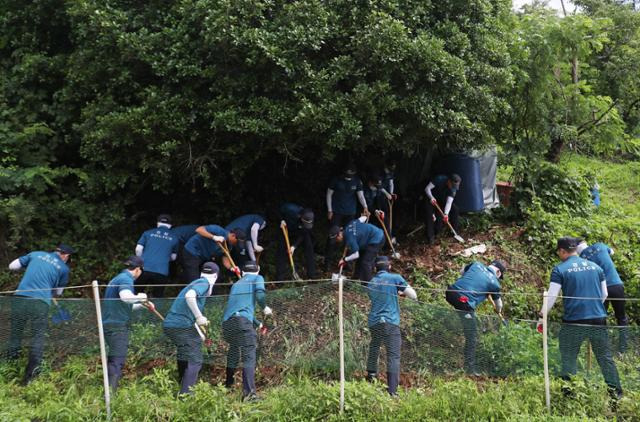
xmin=366 ymin=256 xmax=417 ymax=396
xmin=163 ymin=262 xmax=219 ymax=395
xmin=102 ymin=256 xmax=150 ymax=392
xmin=222 ymin=260 xmax=272 ymax=401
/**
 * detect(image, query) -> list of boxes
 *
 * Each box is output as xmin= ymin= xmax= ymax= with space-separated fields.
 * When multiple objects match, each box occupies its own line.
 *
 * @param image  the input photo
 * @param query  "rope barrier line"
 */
xmin=1 ymin=277 xmax=638 ymax=302
xmin=347 ymin=278 xmax=640 ymax=301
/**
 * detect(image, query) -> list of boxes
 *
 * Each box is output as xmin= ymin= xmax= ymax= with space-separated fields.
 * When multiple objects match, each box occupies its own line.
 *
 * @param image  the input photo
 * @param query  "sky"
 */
xmin=512 ymin=0 xmax=577 ymax=14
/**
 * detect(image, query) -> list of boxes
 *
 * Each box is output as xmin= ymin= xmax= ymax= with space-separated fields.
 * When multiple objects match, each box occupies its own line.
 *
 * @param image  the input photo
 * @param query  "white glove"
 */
xmin=212 ymin=235 xmax=225 ymax=243
xmin=254 ymin=245 xmax=264 ymax=253
xmin=280 ymin=220 xmax=286 ymax=228
xmin=263 ymin=306 xmax=273 ymax=316
xmin=196 ymin=316 xmax=209 ymax=327
xmin=290 ymin=246 xmax=295 ymax=254
xmin=136 ymin=293 xmax=148 ymax=301
xmin=385 ymin=192 xmax=392 ymax=200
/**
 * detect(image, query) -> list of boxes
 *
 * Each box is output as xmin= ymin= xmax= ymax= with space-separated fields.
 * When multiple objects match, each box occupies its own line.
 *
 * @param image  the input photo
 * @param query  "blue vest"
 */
xmin=430 ymin=174 xmax=457 ymax=200
xmin=344 ymin=220 xmax=385 ymax=253
xmin=222 ymin=274 xmax=266 ymax=324
xmin=329 ymin=176 xmax=363 ymax=215
xmin=184 ymin=225 xmax=228 ymax=260
xmin=368 ymin=271 xmax=408 ymax=327
xmin=102 ymin=271 xmax=136 ymax=325
xmin=163 ymin=278 xmax=211 ymax=328
xmin=225 ymin=214 xmax=265 ymax=238
xmin=363 ymin=185 xmax=381 ymax=211
xmin=551 ymin=255 xmax=607 ymax=321
xmin=15 ymin=251 xmax=69 ymax=305
xmin=450 ymin=262 xmax=501 ymax=310
xmin=280 ymin=203 xmax=303 ymax=229
xmin=579 ymin=243 xmax=622 ymax=287
xmin=137 ymin=227 xmax=179 ymax=275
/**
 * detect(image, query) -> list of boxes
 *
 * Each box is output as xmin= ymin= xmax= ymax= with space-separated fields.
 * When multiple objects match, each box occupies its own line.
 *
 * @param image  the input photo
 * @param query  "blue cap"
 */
xmin=202 ymin=262 xmax=219 ymax=275
xmin=56 ymin=244 xmax=76 ymax=255
xmin=124 ymin=256 xmax=144 ymax=269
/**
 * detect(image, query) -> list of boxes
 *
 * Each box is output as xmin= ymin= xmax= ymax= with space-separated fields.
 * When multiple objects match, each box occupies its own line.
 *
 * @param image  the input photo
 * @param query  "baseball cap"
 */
xmin=157 ymin=214 xmax=172 ymax=224
xmin=375 ymin=256 xmax=391 ymax=271
xmin=56 ymin=243 xmax=76 ymax=255
xmin=300 ymin=208 xmax=314 ymax=229
xmin=124 ymin=255 xmax=144 ymax=269
xmin=490 ymin=259 xmax=507 ymax=279
xmin=243 ymin=260 xmax=259 ymax=273
xmin=344 ymin=163 xmax=357 ymax=176
xmin=328 ymin=225 xmax=342 ymax=240
xmin=450 ymin=173 xmax=462 ymax=190
xmin=202 ymin=262 xmax=220 ymax=275
xmin=556 ymin=237 xmax=579 ymax=251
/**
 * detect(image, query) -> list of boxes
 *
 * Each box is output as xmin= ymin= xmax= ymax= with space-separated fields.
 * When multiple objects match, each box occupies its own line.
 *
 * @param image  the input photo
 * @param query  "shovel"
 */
xmin=143 ymin=301 xmax=165 ymax=321
xmin=218 ymin=240 xmax=241 ymax=280
xmin=431 ymin=201 xmax=465 ymax=243
xmin=331 ymin=248 xmax=348 ymax=283
xmin=374 ymin=210 xmax=401 ymax=259
xmin=280 ymin=221 xmax=301 ymax=280
xmin=487 ymin=295 xmax=508 ymax=327
xmin=51 ymin=298 xmax=72 ymax=325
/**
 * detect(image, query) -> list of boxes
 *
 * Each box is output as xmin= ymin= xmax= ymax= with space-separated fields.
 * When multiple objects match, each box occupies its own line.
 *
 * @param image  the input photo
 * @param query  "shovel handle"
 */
xmin=374 ymin=211 xmax=398 ymax=257
xmin=431 ymin=201 xmax=464 ymax=242
xmin=219 ymin=240 xmax=240 ymax=279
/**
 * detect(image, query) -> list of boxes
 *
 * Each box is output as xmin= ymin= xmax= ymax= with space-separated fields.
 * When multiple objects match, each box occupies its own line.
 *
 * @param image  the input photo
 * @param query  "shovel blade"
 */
xmin=454 ymin=234 xmax=465 ymax=243
xmin=293 ymin=270 xmax=301 ymax=281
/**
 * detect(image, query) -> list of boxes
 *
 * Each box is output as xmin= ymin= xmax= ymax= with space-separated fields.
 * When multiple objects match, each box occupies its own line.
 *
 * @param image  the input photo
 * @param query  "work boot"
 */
xmin=366 ymin=372 xmax=377 ymax=383
xmin=387 ymin=372 xmax=399 ymax=396
xmin=179 ymin=362 xmax=202 ymax=395
xmin=243 ymin=392 xmax=261 ymax=402
xmin=22 ymin=357 xmax=41 ymax=385
xmin=242 ymin=367 xmax=256 ymax=397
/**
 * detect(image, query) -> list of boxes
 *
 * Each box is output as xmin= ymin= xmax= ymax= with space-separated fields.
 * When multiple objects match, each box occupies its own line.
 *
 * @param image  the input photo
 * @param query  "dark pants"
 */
xmin=325 ymin=213 xmax=355 ymax=270
xmin=135 ymin=270 xmax=170 ymax=298
xmin=182 ymin=249 xmax=203 ymax=283
xmin=7 ymin=296 xmax=49 ymax=381
xmin=355 ymin=241 xmax=384 ymax=282
xmin=425 ymin=200 xmax=459 ymax=243
xmin=605 ymin=284 xmax=628 ymax=352
xmin=367 ymin=322 xmax=401 ymax=395
xmin=276 ymin=228 xmax=317 ymax=280
xmin=104 ymin=324 xmax=130 ymax=392
xmin=164 ymin=326 xmax=203 ymax=394
xmin=559 ymin=318 xmax=622 ymax=393
xmin=223 ymin=316 xmax=257 ymax=396
xmin=445 ymin=289 xmax=478 ymax=373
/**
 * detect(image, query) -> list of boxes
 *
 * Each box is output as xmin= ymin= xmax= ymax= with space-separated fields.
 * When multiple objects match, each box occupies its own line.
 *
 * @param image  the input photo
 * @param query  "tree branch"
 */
xmin=577 ymin=100 xmax=619 ymax=135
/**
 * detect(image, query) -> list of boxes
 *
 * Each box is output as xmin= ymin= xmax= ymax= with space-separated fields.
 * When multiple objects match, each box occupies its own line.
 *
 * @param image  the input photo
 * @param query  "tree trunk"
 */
xmin=546 ymin=136 xmax=564 ymax=162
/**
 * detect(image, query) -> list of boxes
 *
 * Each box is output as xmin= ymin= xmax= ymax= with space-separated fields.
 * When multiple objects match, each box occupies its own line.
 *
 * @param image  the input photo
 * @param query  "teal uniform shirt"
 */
xmin=171 ymin=225 xmax=199 ymax=245
xmin=579 ymin=243 xmax=622 ymax=287
xmin=163 ymin=278 xmax=211 ymax=328
xmin=551 ymin=255 xmax=607 ymax=321
xmin=344 ymin=220 xmax=385 ymax=253
xmin=15 ymin=251 xmax=69 ymax=305
xmin=450 ymin=262 xmax=501 ymax=310
xmin=222 ymin=274 xmax=266 ymax=325
xmin=184 ymin=225 xmax=229 ymax=261
xmin=137 ymin=227 xmax=179 ymax=275
xmin=102 ymin=271 xmax=137 ymax=325
xmin=368 ymin=271 xmax=408 ymax=327
xmin=329 ymin=176 xmax=364 ymax=215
